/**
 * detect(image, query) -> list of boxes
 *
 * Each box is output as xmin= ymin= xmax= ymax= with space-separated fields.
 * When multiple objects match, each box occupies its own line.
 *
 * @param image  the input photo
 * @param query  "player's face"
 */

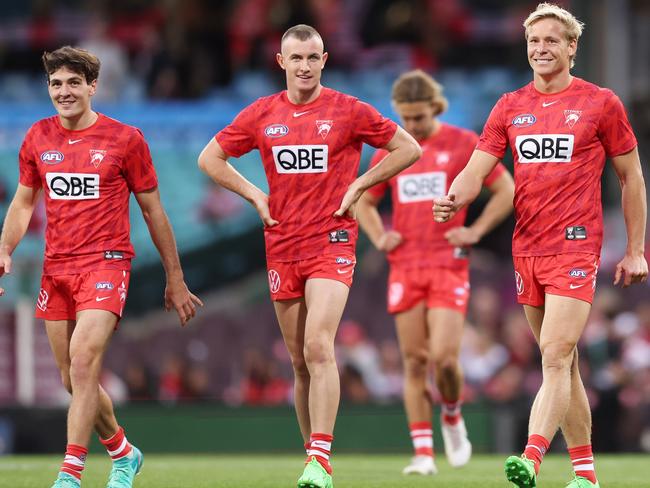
xmin=526 ymin=18 xmax=576 ymax=78
xmin=394 ymin=101 xmax=436 ymax=141
xmin=47 ymin=67 xmax=96 ymax=121
xmin=277 ymin=36 xmax=328 ymax=94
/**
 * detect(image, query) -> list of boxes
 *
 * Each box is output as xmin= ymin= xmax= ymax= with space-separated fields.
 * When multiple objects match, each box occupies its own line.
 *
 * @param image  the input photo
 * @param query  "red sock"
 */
xmin=523 ymin=434 xmax=550 ymax=474
xmin=409 ymin=421 xmax=434 ymax=457
xmin=100 ymin=426 xmax=133 ymax=461
xmin=441 ymin=398 xmax=462 ymax=425
xmin=304 ymin=441 xmax=311 ymax=455
xmin=568 ymin=445 xmax=597 ymax=484
xmin=61 ymin=444 xmax=88 ymax=480
xmin=307 ymin=433 xmax=333 ymax=474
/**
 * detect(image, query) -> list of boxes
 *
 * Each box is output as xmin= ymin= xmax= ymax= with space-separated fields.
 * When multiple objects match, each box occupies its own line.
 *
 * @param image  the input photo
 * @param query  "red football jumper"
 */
xmin=476 ymin=77 xmax=637 ymax=257
xmin=367 ymin=123 xmax=506 ymax=270
xmin=216 ymin=87 xmax=397 ymax=263
xmin=19 ymin=113 xmax=158 ymax=276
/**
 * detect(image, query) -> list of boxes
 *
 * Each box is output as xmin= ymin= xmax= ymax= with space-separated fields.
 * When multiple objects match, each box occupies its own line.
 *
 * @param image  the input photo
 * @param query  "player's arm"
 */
xmin=334 ymin=126 xmax=421 ymax=217
xmin=198 ymin=138 xmax=278 ymax=227
xmin=0 ymin=183 xmax=41 ymax=292
xmin=356 ymin=191 xmax=402 ymax=252
xmin=134 ymin=188 xmax=203 ymax=325
xmin=610 ymin=146 xmax=648 ymax=287
xmin=433 ymin=149 xmax=500 ymax=223
xmin=444 ymin=169 xmax=514 ymax=247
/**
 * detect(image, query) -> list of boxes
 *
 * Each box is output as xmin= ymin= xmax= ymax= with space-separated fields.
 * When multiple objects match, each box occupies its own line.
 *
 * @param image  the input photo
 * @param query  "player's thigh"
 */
xmin=69 ymin=309 xmax=118 ymax=359
xmin=273 ymin=297 xmax=308 ymax=360
xmin=394 ymin=301 xmax=429 ymax=360
xmin=427 ymin=307 xmax=465 ymax=361
xmin=45 ymin=320 xmax=75 ymax=372
xmin=523 ymin=304 xmax=544 ymax=344
xmin=539 ymin=294 xmax=591 ymax=354
xmin=304 ymin=278 xmax=350 ymax=343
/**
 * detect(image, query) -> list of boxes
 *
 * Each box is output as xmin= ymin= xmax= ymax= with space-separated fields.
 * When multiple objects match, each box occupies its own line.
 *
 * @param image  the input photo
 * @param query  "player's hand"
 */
xmin=376 ymin=230 xmax=402 ymax=252
xmin=252 ymin=193 xmax=278 ymax=227
xmin=164 ymin=278 xmax=204 ymax=326
xmin=613 ymin=253 xmax=648 ymax=287
xmin=444 ymin=226 xmax=480 ymax=247
xmin=0 ymin=251 xmax=12 ymax=297
xmin=433 ymin=194 xmax=457 ymax=223
xmin=334 ymin=184 xmax=362 ymax=219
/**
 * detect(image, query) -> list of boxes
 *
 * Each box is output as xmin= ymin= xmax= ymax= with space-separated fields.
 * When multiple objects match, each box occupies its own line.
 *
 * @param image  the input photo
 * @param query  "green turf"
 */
xmin=0 ymin=454 xmax=647 ymax=487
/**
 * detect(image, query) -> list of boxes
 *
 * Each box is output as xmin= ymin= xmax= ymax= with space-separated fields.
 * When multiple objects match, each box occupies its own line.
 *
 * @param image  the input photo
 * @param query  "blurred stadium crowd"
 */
xmin=0 ymin=0 xmax=648 ymax=454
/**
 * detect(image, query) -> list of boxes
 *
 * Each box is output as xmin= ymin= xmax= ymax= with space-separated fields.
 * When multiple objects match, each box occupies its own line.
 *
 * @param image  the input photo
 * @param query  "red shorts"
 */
xmin=35 ymin=270 xmax=130 ymax=321
xmin=266 ymin=253 xmax=356 ymax=301
xmin=387 ymin=266 xmax=470 ymax=315
xmin=513 ymin=253 xmax=599 ymax=306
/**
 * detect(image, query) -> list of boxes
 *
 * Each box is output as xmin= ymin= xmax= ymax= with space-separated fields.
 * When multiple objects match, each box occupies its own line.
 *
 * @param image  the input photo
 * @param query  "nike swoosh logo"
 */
xmin=293 ymin=111 xmax=311 ymax=117
xmin=95 ymin=296 xmax=111 ymax=302
xmin=569 ymin=283 xmax=585 ymax=289
xmin=69 ymin=139 xmax=83 ymax=144
xmin=336 ymin=269 xmax=350 ymax=274
xmin=542 ymin=101 xmax=559 ymax=107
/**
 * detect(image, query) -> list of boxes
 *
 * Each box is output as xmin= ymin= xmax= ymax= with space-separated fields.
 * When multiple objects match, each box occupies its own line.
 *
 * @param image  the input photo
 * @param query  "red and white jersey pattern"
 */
xmin=19 ymin=113 xmax=158 ymax=275
xmin=477 ymin=77 xmax=637 ymax=257
xmin=216 ymin=87 xmax=397 ymax=262
xmin=367 ymin=123 xmax=506 ymax=269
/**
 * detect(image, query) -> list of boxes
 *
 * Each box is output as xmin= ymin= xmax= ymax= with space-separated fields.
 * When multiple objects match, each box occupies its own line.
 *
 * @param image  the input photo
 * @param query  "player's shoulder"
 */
xmin=499 ymin=81 xmax=535 ymax=105
xmin=322 ymin=87 xmax=359 ymax=104
xmin=97 ymin=113 xmax=146 ymax=141
xmin=26 ymin=115 xmax=59 ymax=135
xmin=572 ymin=77 xmax=617 ymax=101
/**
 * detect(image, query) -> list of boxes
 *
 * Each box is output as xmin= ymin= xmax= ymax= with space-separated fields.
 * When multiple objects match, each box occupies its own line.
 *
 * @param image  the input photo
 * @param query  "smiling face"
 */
xmin=526 ymin=17 xmax=576 ymax=80
xmin=276 ymin=34 xmax=327 ymax=103
xmin=47 ymin=66 xmax=96 ymax=124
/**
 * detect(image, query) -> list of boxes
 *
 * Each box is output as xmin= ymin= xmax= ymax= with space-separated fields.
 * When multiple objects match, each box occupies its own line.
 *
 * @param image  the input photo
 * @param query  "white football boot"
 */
xmin=441 ymin=417 xmax=472 ymax=467
xmin=402 ymin=455 xmax=438 ymax=475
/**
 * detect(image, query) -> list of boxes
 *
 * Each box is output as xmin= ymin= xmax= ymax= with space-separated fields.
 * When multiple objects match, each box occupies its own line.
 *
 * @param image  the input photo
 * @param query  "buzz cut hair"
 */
xmin=281 ymin=24 xmax=323 ymax=46
xmin=42 ymin=46 xmax=100 ymax=83
xmin=391 ymin=69 xmax=449 ymax=116
xmin=524 ymin=3 xmax=585 ymax=67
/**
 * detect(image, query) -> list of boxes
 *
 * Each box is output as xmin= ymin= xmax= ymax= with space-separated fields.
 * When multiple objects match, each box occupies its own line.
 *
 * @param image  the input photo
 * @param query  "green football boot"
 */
xmin=51 ymin=472 xmax=81 ymax=488
xmin=505 ymin=455 xmax=537 ymax=487
xmin=297 ymin=457 xmax=333 ymax=488
xmin=106 ymin=446 xmax=143 ymax=488
xmin=566 ymin=476 xmax=600 ymax=488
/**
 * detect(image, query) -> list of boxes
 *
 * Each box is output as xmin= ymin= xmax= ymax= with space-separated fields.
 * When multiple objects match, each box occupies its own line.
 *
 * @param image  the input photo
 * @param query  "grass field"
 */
xmin=1 ymin=453 xmax=648 ymax=487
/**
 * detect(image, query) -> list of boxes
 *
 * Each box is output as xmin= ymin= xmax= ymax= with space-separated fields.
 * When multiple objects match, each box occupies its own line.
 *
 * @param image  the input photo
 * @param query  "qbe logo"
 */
xmin=272 ymin=145 xmax=328 ymax=174
xmin=46 ymin=172 xmax=100 ymax=200
xmin=515 ymin=134 xmax=574 ymax=163
xmin=397 ymin=171 xmax=446 ymax=203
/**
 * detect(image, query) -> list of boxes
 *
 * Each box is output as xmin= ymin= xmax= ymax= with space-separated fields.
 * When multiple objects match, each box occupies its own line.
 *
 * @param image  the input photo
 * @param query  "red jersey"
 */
xmin=477 ymin=77 xmax=637 ymax=257
xmin=368 ymin=123 xmax=506 ymax=269
xmin=19 ymin=113 xmax=158 ymax=275
xmin=216 ymin=87 xmax=397 ymax=262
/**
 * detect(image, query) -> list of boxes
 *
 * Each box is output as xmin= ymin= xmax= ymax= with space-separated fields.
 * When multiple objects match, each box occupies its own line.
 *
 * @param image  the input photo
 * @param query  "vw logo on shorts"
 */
xmin=515 ymin=271 xmax=524 ymax=295
xmin=268 ymin=269 xmax=281 ymax=293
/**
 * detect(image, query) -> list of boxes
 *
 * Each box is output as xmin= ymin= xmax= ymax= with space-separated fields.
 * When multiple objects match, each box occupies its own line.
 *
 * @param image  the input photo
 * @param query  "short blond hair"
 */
xmin=391 ymin=70 xmax=448 ymax=116
xmin=524 ymin=3 xmax=584 ymax=68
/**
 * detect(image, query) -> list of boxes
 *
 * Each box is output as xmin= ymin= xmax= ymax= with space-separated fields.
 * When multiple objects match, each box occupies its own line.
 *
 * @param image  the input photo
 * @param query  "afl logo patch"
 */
xmin=265 ymin=124 xmax=289 ymax=138
xmin=40 ymin=150 xmax=64 ymax=164
xmin=512 ymin=114 xmax=536 ymax=128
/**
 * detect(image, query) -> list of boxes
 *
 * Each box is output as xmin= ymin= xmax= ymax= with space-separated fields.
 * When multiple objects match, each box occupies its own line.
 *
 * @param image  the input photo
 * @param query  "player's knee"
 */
xmin=402 ymin=351 xmax=428 ymax=378
xmin=541 ymin=341 xmax=575 ymax=371
xmin=432 ymin=353 xmax=458 ymax=376
xmin=69 ymin=352 xmax=99 ymax=385
xmin=303 ymin=338 xmax=335 ymax=367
